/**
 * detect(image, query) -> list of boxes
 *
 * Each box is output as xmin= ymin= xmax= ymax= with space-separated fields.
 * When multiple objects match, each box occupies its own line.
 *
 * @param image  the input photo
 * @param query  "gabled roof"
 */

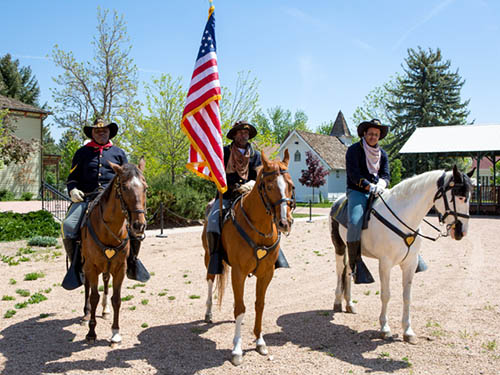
xmin=281 ymin=130 xmax=347 ymax=169
xmin=399 ymin=124 xmax=500 ymax=155
xmin=329 ymin=110 xmax=351 ymax=138
xmin=0 ymin=94 xmax=50 ymax=116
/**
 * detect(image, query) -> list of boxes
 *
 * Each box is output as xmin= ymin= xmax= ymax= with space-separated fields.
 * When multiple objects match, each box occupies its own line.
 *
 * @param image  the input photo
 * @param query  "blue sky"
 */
xmin=2 ymin=0 xmax=499 ymax=141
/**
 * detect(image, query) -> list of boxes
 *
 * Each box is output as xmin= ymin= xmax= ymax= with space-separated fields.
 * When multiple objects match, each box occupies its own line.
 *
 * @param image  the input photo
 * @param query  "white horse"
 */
xmin=330 ymin=166 xmax=474 ymax=344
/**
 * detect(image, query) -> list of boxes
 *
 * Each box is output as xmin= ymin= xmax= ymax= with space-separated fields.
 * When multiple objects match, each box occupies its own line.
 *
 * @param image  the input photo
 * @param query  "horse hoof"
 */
xmin=257 ymin=344 xmax=268 ymax=356
xmin=110 ymin=341 xmax=121 ymax=348
xmin=404 ymin=334 xmax=418 ymax=345
xmin=346 ymin=305 xmax=357 ymax=314
xmin=381 ymin=331 xmax=392 ymax=340
xmin=333 ymin=303 xmax=342 ymax=313
xmin=204 ymin=313 xmax=213 ymax=323
xmin=231 ymin=354 xmax=243 ymax=366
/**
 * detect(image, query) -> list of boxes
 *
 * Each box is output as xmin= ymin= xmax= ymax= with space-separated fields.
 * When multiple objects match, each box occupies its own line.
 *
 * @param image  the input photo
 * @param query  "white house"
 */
xmin=0 ymin=95 xmax=50 ymax=197
xmin=278 ymin=111 xmax=352 ymax=202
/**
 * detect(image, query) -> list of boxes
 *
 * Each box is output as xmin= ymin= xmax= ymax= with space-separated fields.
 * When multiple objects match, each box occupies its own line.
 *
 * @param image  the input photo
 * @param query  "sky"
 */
xmin=2 ymin=0 xmax=499 ymax=141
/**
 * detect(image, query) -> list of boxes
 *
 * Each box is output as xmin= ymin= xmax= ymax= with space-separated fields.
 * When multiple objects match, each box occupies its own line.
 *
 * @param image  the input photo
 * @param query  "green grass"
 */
xmin=4 ymin=309 xmax=16 ymax=318
xmin=9 ymin=279 xmax=16 ymax=285
xmin=16 ymin=247 xmax=35 ymax=255
xmin=28 ymin=293 xmax=47 ymax=304
xmin=296 ymin=202 xmax=332 ymax=208
xmin=168 ymin=296 xmax=176 ymax=301
xmin=189 ymin=295 xmax=201 ymax=299
xmin=15 ymin=301 xmax=28 ymax=309
xmin=24 ymin=272 xmax=44 ymax=281
xmin=39 ymin=313 xmax=50 ymax=318
xmin=2 ymin=295 xmax=15 ymax=301
xmin=292 ymin=213 xmax=320 ymax=219
xmin=483 ymin=340 xmax=497 ymax=351
xmin=141 ymin=323 xmax=148 ymax=328
xmin=127 ymin=283 xmax=146 ymax=289
xmin=158 ymin=292 xmax=167 ymax=296
xmin=129 ymin=306 xmax=136 ymax=311
xmin=16 ymin=289 xmax=30 ymax=297
xmin=121 ymin=295 xmax=134 ymax=301
xmin=140 ymin=299 xmax=149 ymax=305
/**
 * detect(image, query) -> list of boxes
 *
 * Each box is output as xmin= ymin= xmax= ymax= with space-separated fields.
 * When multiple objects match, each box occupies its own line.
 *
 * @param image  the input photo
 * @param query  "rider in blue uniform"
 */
xmin=61 ymin=119 xmax=149 ymax=289
xmin=206 ymin=120 xmax=289 ymax=274
xmin=346 ymin=119 xmax=426 ymax=284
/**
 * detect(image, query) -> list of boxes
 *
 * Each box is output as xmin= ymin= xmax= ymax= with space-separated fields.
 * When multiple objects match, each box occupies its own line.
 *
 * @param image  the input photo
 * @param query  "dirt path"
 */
xmin=0 ymin=215 xmax=499 ymax=374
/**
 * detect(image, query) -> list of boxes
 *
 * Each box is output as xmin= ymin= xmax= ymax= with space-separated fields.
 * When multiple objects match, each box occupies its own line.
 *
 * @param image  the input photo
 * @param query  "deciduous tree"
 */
xmin=299 ymin=151 xmax=329 ymax=203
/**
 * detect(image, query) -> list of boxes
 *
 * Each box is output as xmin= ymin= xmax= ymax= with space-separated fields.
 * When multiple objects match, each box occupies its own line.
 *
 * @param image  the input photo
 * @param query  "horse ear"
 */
xmin=466 ymin=167 xmax=476 ymax=178
xmin=108 ymin=160 xmax=122 ymax=174
xmin=261 ymin=150 xmax=270 ymax=167
xmin=282 ymin=149 xmax=290 ymax=167
xmin=138 ymin=156 xmax=146 ymax=172
xmin=452 ymin=165 xmax=462 ymax=183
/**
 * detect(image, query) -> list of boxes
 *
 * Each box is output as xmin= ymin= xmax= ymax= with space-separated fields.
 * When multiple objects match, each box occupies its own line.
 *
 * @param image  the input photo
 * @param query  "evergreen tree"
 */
xmin=0 ymin=53 xmax=40 ymax=105
xmin=299 ymin=151 xmax=329 ymax=203
xmin=386 ymin=47 xmax=470 ymax=177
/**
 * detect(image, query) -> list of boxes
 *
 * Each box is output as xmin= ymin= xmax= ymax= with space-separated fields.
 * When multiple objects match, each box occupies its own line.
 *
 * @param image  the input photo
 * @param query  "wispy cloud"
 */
xmin=353 ymin=38 xmax=375 ymax=52
xmin=284 ymin=7 xmax=328 ymax=32
xmin=12 ymin=54 xmax=50 ymax=61
xmin=392 ymin=0 xmax=455 ymax=50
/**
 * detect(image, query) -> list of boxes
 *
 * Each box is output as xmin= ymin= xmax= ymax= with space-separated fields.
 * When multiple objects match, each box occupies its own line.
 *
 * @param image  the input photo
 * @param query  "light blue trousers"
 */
xmin=62 ymin=202 xmax=88 ymax=239
xmin=346 ymin=188 xmax=369 ymax=243
xmin=207 ymin=198 xmax=230 ymax=234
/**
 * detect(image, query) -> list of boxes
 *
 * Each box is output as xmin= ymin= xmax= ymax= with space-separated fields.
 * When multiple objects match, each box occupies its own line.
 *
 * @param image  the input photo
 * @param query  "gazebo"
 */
xmin=399 ymin=124 xmax=500 ymax=214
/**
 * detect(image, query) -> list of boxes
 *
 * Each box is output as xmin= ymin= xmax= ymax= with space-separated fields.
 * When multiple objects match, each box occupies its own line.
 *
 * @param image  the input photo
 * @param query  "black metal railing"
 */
xmin=41 ymin=181 xmax=71 ymax=221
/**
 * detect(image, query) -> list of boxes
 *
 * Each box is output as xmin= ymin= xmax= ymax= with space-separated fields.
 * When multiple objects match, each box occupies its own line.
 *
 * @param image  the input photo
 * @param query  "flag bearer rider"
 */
xmin=206 ymin=120 xmax=290 ymax=274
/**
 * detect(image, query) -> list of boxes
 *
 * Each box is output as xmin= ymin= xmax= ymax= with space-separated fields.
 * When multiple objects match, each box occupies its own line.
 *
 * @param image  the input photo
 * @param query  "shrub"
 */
xmin=0 ymin=190 xmax=15 ymax=201
xmin=0 ymin=210 xmax=59 ymax=241
xmin=28 ymin=236 xmax=58 ymax=247
xmin=21 ymin=192 xmax=34 ymax=201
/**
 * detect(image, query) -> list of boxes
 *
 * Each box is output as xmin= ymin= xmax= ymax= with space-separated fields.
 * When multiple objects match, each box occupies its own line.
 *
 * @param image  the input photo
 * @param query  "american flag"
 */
xmin=181 ymin=4 xmax=227 ymax=193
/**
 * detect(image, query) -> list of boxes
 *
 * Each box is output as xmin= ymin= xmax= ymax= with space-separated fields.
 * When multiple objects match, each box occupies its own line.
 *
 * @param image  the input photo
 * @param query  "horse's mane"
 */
xmin=387 ymin=170 xmax=445 ymax=201
xmin=87 ymin=163 xmax=142 ymax=213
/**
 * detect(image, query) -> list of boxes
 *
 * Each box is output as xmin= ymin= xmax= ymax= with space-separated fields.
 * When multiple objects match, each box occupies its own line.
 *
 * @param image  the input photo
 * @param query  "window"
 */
xmin=294 ymin=150 xmax=301 ymax=162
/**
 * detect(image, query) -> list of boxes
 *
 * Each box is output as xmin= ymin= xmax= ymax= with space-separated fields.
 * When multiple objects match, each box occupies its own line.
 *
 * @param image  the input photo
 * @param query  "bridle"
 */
xmin=113 ymin=176 xmax=147 ymax=239
xmin=258 ymin=168 xmax=296 ymax=229
xmin=433 ymin=172 xmax=471 ymax=232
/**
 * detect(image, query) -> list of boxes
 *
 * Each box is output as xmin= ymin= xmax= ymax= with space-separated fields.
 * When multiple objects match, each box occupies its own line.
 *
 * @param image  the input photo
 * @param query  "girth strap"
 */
xmin=86 ymin=219 xmax=129 ymax=260
xmin=370 ymin=209 xmax=417 ymax=249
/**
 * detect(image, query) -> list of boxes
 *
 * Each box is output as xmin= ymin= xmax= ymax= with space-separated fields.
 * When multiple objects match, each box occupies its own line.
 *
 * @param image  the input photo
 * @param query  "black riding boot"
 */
xmin=415 ymin=254 xmax=428 ymax=273
xmin=126 ymin=237 xmax=150 ymax=282
xmin=347 ymin=241 xmax=374 ymax=284
xmin=207 ymin=231 xmax=223 ymax=274
xmin=62 ymin=238 xmax=84 ymax=290
xmin=274 ymin=248 xmax=290 ymax=269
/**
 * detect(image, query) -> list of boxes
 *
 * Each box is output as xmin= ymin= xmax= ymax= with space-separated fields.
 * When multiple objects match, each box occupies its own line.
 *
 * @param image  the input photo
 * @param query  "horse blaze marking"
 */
xmin=105 ymin=249 xmax=116 ymax=259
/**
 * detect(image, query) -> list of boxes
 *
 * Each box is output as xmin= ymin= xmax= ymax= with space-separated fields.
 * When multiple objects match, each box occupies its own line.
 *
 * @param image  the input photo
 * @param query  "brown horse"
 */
xmin=202 ymin=149 xmax=295 ymax=366
xmin=80 ymin=158 xmax=147 ymax=345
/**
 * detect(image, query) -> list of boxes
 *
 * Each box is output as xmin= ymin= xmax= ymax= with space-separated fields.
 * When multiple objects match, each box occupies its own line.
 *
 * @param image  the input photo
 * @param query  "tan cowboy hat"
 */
xmin=227 ymin=120 xmax=257 ymax=140
xmin=83 ymin=118 xmax=119 ymax=139
xmin=357 ymin=118 xmax=389 ymax=140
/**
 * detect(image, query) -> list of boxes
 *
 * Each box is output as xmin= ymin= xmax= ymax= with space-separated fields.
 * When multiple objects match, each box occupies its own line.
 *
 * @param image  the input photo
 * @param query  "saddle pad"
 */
xmin=330 ymin=194 xmax=348 ymax=228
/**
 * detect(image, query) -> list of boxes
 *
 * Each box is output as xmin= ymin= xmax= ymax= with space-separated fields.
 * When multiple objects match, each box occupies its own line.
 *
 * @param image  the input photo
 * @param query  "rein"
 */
xmin=369 ymin=171 xmax=470 ymax=262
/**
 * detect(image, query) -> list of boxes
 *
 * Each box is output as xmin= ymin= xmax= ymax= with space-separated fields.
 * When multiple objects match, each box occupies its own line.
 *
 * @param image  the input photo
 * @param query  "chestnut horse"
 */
xmin=202 ymin=150 xmax=295 ymax=366
xmin=80 ymin=158 xmax=147 ymax=345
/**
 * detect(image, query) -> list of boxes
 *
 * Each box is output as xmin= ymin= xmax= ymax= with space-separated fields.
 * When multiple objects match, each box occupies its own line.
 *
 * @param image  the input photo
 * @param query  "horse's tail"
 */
xmin=216 ymin=261 xmax=229 ymax=308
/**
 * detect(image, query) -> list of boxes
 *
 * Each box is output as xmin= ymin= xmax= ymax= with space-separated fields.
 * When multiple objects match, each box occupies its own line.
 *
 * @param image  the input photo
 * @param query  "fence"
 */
xmin=470 ymin=185 xmax=500 ymax=215
xmin=41 ymin=181 xmax=71 ymax=222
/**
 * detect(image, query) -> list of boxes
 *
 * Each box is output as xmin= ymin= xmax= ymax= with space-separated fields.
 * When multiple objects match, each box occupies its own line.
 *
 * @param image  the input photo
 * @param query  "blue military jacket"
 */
xmin=346 ymin=141 xmax=390 ymax=193
xmin=222 ymin=143 xmax=262 ymax=200
xmin=66 ymin=143 xmax=128 ymax=195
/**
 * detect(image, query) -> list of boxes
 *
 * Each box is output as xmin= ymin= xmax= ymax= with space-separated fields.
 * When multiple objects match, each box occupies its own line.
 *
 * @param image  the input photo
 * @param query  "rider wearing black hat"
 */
xmin=61 ymin=118 xmax=150 ymax=289
xmin=206 ymin=120 xmax=289 ymax=274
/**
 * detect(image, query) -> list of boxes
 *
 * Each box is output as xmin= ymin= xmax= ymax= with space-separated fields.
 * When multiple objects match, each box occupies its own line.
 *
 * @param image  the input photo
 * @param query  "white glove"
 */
xmin=368 ymin=183 xmax=384 ymax=196
xmin=70 ymin=188 xmax=84 ymax=203
xmin=236 ymin=180 xmax=255 ymax=194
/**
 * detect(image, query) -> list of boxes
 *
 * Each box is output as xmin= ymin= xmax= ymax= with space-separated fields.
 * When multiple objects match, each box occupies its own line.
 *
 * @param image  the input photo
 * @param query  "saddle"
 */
xmin=330 ymin=193 xmax=376 ymax=230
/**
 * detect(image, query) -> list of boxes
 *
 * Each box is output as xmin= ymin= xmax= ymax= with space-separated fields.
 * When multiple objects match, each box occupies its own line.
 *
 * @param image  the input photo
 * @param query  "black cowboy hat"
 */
xmin=227 ymin=120 xmax=257 ymax=140
xmin=83 ymin=118 xmax=119 ymax=139
xmin=357 ymin=118 xmax=389 ymax=140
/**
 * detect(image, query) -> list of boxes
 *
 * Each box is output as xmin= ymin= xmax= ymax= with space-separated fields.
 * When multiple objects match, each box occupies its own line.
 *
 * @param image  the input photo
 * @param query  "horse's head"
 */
xmin=109 ymin=157 xmax=148 ymax=238
xmin=433 ymin=165 xmax=474 ymax=241
xmin=259 ymin=149 xmax=296 ymax=234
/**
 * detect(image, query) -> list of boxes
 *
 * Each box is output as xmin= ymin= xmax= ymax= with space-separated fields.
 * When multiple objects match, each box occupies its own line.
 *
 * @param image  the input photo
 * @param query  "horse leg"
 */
xmin=205 ymin=274 xmax=215 ymax=323
xmin=401 ymin=258 xmax=418 ymax=344
xmin=86 ymin=271 xmax=100 ymax=343
xmin=378 ymin=259 xmax=392 ymax=340
xmin=254 ymin=270 xmax=273 ymax=356
xmin=333 ymin=252 xmax=345 ymax=312
xmin=82 ymin=276 xmax=91 ymax=326
xmin=102 ymin=272 xmax=111 ymax=319
xmin=110 ymin=267 xmax=125 ymax=346
xmin=331 ymin=219 xmax=350 ymax=313
xmin=230 ymin=268 xmax=247 ymax=366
